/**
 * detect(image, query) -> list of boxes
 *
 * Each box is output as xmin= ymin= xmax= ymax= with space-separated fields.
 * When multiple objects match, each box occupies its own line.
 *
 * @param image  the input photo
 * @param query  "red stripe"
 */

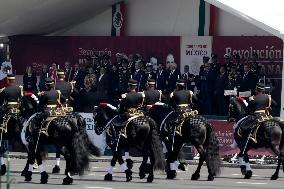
xmin=120 ymin=1 xmax=126 ymax=36
xmin=209 ymin=5 xmax=216 ymax=36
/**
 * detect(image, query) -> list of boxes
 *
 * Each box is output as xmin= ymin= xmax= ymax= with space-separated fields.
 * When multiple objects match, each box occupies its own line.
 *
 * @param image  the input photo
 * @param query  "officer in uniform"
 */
xmin=55 ymin=69 xmax=76 ymax=108
xmin=144 ymin=79 xmax=164 ymax=108
xmin=145 ymin=63 xmax=157 ymax=80
xmin=118 ymin=58 xmax=131 ymax=94
xmin=38 ymin=78 xmax=65 ymax=113
xmin=120 ymin=79 xmax=144 ymax=115
xmin=232 ymin=83 xmax=277 ymax=149
xmin=0 ymin=74 xmax=23 ymax=123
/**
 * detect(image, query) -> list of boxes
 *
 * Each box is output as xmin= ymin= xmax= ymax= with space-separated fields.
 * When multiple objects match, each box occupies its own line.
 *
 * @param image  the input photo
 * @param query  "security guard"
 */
xmin=120 ymin=79 xmax=144 ymax=115
xmin=55 ymin=69 xmax=76 ymax=106
xmin=0 ymin=74 xmax=23 ymax=116
xmin=144 ymin=79 xmax=164 ymax=108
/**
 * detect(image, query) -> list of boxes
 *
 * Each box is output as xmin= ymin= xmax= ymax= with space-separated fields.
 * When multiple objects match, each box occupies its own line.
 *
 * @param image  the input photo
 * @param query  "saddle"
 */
xmin=237 ymin=114 xmax=273 ymax=143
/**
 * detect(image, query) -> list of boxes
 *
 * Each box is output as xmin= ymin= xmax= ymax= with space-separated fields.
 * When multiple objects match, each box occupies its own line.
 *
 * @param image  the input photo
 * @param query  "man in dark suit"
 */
xmin=166 ymin=63 xmax=180 ymax=94
xmin=97 ymin=67 xmax=109 ymax=102
xmin=199 ymin=63 xmax=216 ymax=115
xmin=145 ymin=63 xmax=157 ymax=80
xmin=214 ymin=65 xmax=229 ymax=116
xmin=64 ymin=61 xmax=72 ymax=82
xmin=156 ymin=63 xmax=168 ymax=92
xmin=239 ymin=64 xmax=257 ymax=93
xmin=182 ymin=65 xmax=191 ymax=90
xmin=133 ymin=61 xmax=146 ymax=92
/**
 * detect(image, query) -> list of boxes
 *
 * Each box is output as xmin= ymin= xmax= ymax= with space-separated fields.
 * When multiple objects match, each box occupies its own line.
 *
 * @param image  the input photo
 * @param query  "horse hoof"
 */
xmin=244 ymin=170 xmax=252 ymax=179
xmin=25 ymin=171 xmax=32 ymax=182
xmin=21 ymin=168 xmax=28 ymax=177
xmin=271 ymin=174 xmax=279 ymax=180
xmin=208 ymin=175 xmax=214 ymax=181
xmin=125 ymin=169 xmax=132 ymax=182
xmin=147 ymin=175 xmax=154 ymax=183
xmin=62 ymin=176 xmax=73 ymax=185
xmin=126 ymin=159 xmax=134 ymax=170
xmin=52 ymin=165 xmax=60 ymax=174
xmin=240 ymin=165 xmax=246 ymax=175
xmin=178 ymin=163 xmax=187 ymax=171
xmin=191 ymin=172 xmax=200 ymax=180
xmin=139 ymin=171 xmax=146 ymax=179
xmin=104 ymin=173 xmax=113 ymax=181
xmin=166 ymin=170 xmax=176 ymax=179
xmin=1 ymin=164 xmax=6 ymax=176
xmin=40 ymin=171 xmax=49 ymax=184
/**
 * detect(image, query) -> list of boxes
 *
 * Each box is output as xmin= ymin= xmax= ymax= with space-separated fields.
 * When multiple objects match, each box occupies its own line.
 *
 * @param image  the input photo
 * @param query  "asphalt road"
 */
xmin=1 ymin=158 xmax=284 ymax=189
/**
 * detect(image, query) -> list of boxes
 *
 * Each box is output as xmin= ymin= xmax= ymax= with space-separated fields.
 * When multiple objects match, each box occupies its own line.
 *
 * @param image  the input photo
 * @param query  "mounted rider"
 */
xmin=55 ymin=69 xmax=76 ymax=113
xmin=231 ymin=82 xmax=277 ymax=148
xmin=0 ymin=74 xmax=23 ymax=127
xmin=143 ymin=78 xmax=165 ymax=109
xmin=161 ymin=79 xmax=198 ymax=145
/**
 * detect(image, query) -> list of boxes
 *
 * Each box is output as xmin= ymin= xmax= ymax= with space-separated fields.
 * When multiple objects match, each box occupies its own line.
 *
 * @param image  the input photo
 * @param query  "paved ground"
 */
xmin=1 ymin=158 xmax=284 ymax=189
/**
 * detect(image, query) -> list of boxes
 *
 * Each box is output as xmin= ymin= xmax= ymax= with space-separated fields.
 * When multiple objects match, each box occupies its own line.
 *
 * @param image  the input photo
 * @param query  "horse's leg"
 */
xmin=124 ymin=145 xmax=133 ymax=170
xmin=52 ymin=146 xmax=61 ymax=173
xmin=191 ymin=145 xmax=205 ymax=181
xmin=243 ymin=151 xmax=252 ymax=179
xmin=35 ymin=148 xmax=48 ymax=184
xmin=21 ymin=160 xmax=29 ymax=176
xmin=192 ymin=145 xmax=208 ymax=180
xmin=0 ymin=150 xmax=6 ymax=176
xmin=115 ymin=147 xmax=132 ymax=182
xmin=25 ymin=151 xmax=35 ymax=182
xmin=104 ymin=152 xmax=117 ymax=181
xmin=139 ymin=150 xmax=150 ymax=179
xmin=167 ymin=137 xmax=183 ymax=179
xmin=61 ymin=146 xmax=73 ymax=185
xmin=271 ymin=144 xmax=282 ymax=180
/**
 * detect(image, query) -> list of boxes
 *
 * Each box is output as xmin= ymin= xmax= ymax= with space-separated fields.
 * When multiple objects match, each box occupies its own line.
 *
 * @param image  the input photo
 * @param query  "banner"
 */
xmin=10 ymin=36 xmax=180 ymax=74
xmin=208 ymin=120 xmax=274 ymax=156
xmin=111 ymin=1 xmax=126 ymax=36
xmin=79 ymin=113 xmax=107 ymax=154
xmin=180 ymin=36 xmax=212 ymax=75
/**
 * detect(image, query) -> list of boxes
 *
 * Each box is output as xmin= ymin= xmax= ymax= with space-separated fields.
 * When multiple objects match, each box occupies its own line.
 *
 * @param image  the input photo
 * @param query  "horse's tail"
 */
xmin=71 ymin=115 xmax=101 ymax=176
xmin=205 ymin=123 xmax=221 ymax=176
xmin=76 ymin=114 xmax=101 ymax=157
xmin=149 ymin=118 xmax=165 ymax=170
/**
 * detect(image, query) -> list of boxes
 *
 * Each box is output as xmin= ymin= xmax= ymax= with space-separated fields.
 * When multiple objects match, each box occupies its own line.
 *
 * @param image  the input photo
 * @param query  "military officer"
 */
xmin=118 ymin=58 xmax=131 ymax=94
xmin=144 ymin=79 xmax=164 ymax=108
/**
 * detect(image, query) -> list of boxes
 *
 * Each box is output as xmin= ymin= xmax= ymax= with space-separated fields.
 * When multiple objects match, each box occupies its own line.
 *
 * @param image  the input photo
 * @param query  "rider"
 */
xmin=143 ymin=79 xmax=165 ymax=109
xmin=230 ymin=82 xmax=277 ymax=148
xmin=0 ymin=74 xmax=23 ymax=124
xmin=55 ymin=69 xmax=76 ymax=110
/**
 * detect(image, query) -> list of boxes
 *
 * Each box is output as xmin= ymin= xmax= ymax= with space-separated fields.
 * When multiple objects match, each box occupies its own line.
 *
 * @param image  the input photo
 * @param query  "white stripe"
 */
xmin=21 ymin=113 xmax=39 ymax=147
xmin=204 ymin=2 xmax=211 ymax=35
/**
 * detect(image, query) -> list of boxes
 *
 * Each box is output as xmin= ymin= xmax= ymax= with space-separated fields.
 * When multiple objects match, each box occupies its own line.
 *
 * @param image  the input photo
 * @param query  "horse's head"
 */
xmin=20 ymin=94 xmax=39 ymax=119
xmin=93 ymin=103 xmax=118 ymax=135
xmin=228 ymin=96 xmax=247 ymax=122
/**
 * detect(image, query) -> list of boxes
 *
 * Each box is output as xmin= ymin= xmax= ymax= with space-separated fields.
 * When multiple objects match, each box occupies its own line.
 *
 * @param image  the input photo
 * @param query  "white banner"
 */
xmin=180 ymin=36 xmax=212 ymax=75
xmin=79 ymin=113 xmax=107 ymax=154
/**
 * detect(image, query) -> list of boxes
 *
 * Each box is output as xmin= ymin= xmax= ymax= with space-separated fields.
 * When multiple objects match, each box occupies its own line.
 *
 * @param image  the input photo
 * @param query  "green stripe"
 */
xmin=198 ymin=0 xmax=206 ymax=36
xmin=111 ymin=4 xmax=116 ymax=36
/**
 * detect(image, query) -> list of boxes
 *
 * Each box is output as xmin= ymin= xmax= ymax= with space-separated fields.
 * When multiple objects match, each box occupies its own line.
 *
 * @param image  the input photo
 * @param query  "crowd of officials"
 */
xmin=22 ymin=52 xmax=264 ymax=115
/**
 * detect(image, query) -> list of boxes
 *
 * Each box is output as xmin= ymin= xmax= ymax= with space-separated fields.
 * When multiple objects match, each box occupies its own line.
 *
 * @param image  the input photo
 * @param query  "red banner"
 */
xmin=209 ymin=120 xmax=274 ymax=156
xmin=10 ymin=36 xmax=180 ymax=75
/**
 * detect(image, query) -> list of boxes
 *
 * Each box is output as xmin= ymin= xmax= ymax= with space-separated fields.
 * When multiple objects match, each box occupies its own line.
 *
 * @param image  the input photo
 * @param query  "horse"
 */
xmin=93 ymin=103 xmax=165 ymax=182
xmin=22 ymin=106 xmax=101 ymax=185
xmin=148 ymin=104 xmax=221 ymax=181
xmin=228 ymin=96 xmax=284 ymax=180
xmin=0 ymin=95 xmax=38 ymax=176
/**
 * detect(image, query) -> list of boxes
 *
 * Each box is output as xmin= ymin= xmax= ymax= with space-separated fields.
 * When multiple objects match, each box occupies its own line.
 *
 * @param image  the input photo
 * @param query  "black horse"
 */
xmin=228 ymin=96 xmax=284 ymax=180
xmin=148 ymin=104 xmax=221 ymax=181
xmin=93 ymin=104 xmax=165 ymax=182
xmin=23 ymin=104 xmax=101 ymax=185
xmin=0 ymin=95 xmax=38 ymax=176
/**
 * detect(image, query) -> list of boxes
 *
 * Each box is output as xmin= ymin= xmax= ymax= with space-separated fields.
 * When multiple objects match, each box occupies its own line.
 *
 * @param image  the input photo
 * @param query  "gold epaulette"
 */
xmin=121 ymin=93 xmax=127 ymax=99
xmin=38 ymin=91 xmax=45 ymax=96
xmin=0 ymin=87 xmax=5 ymax=93
xmin=138 ymin=92 xmax=145 ymax=98
xmin=170 ymin=92 xmax=174 ymax=98
xmin=249 ymin=96 xmax=254 ymax=101
xmin=19 ymin=85 xmax=24 ymax=96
